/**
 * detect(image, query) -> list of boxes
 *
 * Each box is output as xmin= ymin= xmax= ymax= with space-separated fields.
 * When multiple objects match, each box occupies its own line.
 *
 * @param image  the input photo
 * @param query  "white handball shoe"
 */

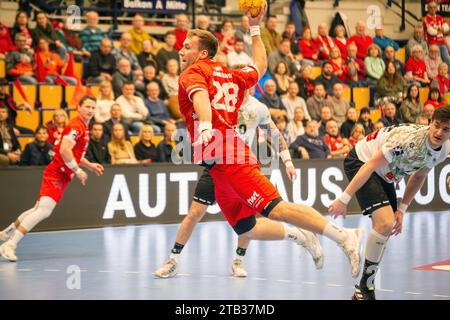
xmin=153 ymin=258 xmax=178 ymax=278
xmin=231 ymin=258 xmax=248 ymax=277
xmin=298 ymin=229 xmax=324 ymax=270
xmin=339 ymin=228 xmax=364 ymax=278
xmin=0 ymin=242 xmax=18 ymax=262
xmin=0 ymin=230 xmax=11 ymax=242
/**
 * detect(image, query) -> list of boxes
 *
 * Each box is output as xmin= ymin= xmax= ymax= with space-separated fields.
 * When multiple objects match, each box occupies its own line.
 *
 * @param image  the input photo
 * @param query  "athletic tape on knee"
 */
xmin=365 ymin=229 xmax=389 ymax=263
xmin=20 ymin=197 xmax=56 ymax=232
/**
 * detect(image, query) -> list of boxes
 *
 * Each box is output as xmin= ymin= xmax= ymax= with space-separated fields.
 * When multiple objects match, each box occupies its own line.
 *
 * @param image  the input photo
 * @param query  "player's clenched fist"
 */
xmin=194 ymin=121 xmax=213 ymax=147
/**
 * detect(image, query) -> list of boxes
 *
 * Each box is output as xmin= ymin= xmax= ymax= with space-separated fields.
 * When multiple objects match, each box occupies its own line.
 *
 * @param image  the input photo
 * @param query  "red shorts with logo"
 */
xmin=209 ymin=163 xmax=281 ymax=227
xmin=38 ymin=164 xmax=72 ymax=203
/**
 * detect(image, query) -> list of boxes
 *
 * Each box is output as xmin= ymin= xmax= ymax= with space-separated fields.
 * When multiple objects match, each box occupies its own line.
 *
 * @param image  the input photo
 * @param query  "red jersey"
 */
xmin=174 ymin=28 xmax=188 ymax=51
xmin=348 ymin=34 xmax=373 ymax=60
xmin=405 ymin=57 xmax=427 ymax=79
xmin=323 ymin=134 xmax=345 ymax=153
xmin=434 ymin=74 xmax=450 ymax=94
xmin=333 ymin=37 xmax=348 ymax=60
xmin=49 ymin=116 xmax=89 ymax=175
xmin=298 ymin=39 xmax=319 ymax=60
xmin=423 ymin=14 xmax=449 ymax=45
xmin=424 ymin=99 xmax=446 ymax=109
xmin=178 ymin=59 xmax=259 ymax=164
xmin=314 ymin=35 xmax=335 ymax=60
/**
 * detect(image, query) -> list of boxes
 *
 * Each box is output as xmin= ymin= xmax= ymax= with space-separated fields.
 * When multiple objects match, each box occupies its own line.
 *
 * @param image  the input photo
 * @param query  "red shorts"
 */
xmin=38 ymin=164 xmax=72 ymax=203
xmin=209 ymin=163 xmax=282 ymax=228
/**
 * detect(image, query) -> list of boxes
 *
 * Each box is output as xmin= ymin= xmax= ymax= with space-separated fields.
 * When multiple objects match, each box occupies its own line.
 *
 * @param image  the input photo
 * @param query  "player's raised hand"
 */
xmin=285 ymin=166 xmax=297 ymax=181
xmin=247 ymin=2 xmax=267 ymax=26
xmin=76 ymin=169 xmax=88 ymax=186
xmin=328 ymin=198 xmax=348 ymax=219
xmin=391 ymin=210 xmax=404 ymax=236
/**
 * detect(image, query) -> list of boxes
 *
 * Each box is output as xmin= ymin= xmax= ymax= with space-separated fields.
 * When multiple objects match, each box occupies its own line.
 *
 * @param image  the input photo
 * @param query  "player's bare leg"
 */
xmin=0 ymin=197 xmax=56 ymax=262
xmin=268 ymin=201 xmax=363 ymax=278
xmin=353 ymin=206 xmax=393 ymax=300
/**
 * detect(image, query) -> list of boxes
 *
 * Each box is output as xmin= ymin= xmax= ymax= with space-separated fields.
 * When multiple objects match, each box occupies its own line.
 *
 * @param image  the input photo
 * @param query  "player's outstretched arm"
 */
xmin=60 ymin=137 xmax=88 ymax=186
xmin=328 ymin=150 xmax=388 ymax=218
xmin=192 ymin=90 xmax=213 ymax=146
xmin=267 ymin=121 xmax=296 ymax=181
xmin=80 ymin=157 xmax=105 ymax=176
xmin=248 ymin=5 xmax=268 ymax=79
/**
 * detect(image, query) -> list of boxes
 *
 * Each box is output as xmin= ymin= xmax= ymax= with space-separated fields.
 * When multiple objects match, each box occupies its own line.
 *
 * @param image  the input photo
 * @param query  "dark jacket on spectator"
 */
xmin=0 ymin=123 xmax=20 ymax=155
xmin=85 ymin=138 xmax=111 ymax=164
xmin=358 ymin=119 xmax=375 ymax=135
xmin=32 ymin=23 xmax=58 ymax=48
xmin=296 ymin=76 xmax=314 ymax=100
xmin=87 ymin=50 xmax=116 ymax=78
xmin=20 ymin=141 xmax=53 ymax=166
xmin=144 ymin=98 xmax=172 ymax=129
xmin=314 ymin=74 xmax=341 ymax=96
xmin=340 ymin=119 xmax=356 ymax=138
xmin=112 ymin=71 xmax=138 ymax=98
xmin=134 ymin=141 xmax=159 ymax=162
xmin=259 ymin=93 xmax=286 ymax=113
xmin=380 ymin=116 xmax=403 ymax=127
xmin=137 ymin=51 xmax=158 ymax=70
xmin=103 ymin=119 xmax=131 ymax=142
xmin=155 ymin=47 xmax=180 ymax=73
xmin=289 ymin=133 xmax=330 ymax=159
xmin=157 ymin=139 xmax=174 ymax=163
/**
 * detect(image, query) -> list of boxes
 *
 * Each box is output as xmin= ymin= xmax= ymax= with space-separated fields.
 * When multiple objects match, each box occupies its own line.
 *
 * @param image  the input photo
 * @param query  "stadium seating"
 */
xmin=310 ymin=66 xmax=322 ymax=80
xmin=352 ymin=87 xmax=370 ymax=110
xmin=12 ymin=84 xmax=36 ymax=107
xmin=130 ymin=135 xmax=164 ymax=146
xmin=395 ymin=47 xmax=406 ymax=64
xmin=17 ymin=136 xmax=35 ymax=150
xmin=419 ymin=87 xmax=430 ymax=104
xmin=40 ymin=85 xmax=63 ymax=109
xmin=16 ymin=110 xmax=40 ymax=132
xmin=0 ymin=60 xmax=5 ymax=79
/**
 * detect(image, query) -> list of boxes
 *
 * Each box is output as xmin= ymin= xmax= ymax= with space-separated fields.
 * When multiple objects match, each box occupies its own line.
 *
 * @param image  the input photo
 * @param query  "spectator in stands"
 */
xmin=157 ymin=122 xmax=177 ymax=163
xmin=46 ymin=109 xmax=68 ymax=145
xmin=431 ymin=62 xmax=450 ymax=95
xmin=143 ymin=65 xmax=168 ymax=101
xmin=275 ymin=115 xmax=290 ymax=146
xmin=282 ymin=81 xmax=310 ymax=121
xmin=134 ymin=124 xmax=160 ymax=163
xmin=375 ymin=61 xmax=407 ymax=106
xmin=6 ymin=33 xmax=36 ymax=84
xmin=344 ymin=42 xmax=367 ymax=87
xmin=103 ymin=103 xmax=130 ymax=141
xmin=261 ymin=15 xmax=282 ymax=56
xmin=289 ymin=120 xmax=330 ymax=159
xmin=79 ymin=11 xmax=107 ymax=54
xmin=174 ymin=14 xmax=189 ymax=52
xmin=298 ymin=27 xmax=319 ymax=66
xmin=425 ymin=44 xmax=443 ymax=80
xmin=328 ymin=46 xmax=346 ymax=81
xmin=405 ymin=45 xmax=430 ymax=87
xmin=273 ymin=61 xmax=292 ymax=96
xmin=144 ymin=81 xmax=175 ymax=134
xmin=155 ymin=31 xmax=180 ymax=74
xmin=112 ymin=32 xmax=142 ymax=74
xmin=216 ymin=19 xmax=236 ymax=56
xmin=373 ymin=25 xmax=399 ymax=54
xmin=323 ymin=119 xmax=350 ymax=158
xmin=161 ymin=59 xmax=179 ymax=98
xmin=108 ymin=123 xmax=138 ymax=164
xmin=424 ymin=86 xmax=445 ymax=109
xmin=0 ymin=22 xmax=13 ymax=59
xmin=314 ymin=61 xmax=341 ymax=96
xmin=0 ymin=105 xmax=20 ymax=166
xmin=380 ymin=102 xmax=403 ymax=127
xmin=129 ymin=14 xmax=157 ymax=56
xmin=330 ymin=83 xmax=350 ymax=126
xmin=116 ymin=82 xmax=148 ymax=133
xmin=422 ymin=1 xmax=450 ymax=69
xmin=296 ymin=64 xmax=314 ymax=100
xmin=259 ymin=79 xmax=287 ymax=119
xmin=197 ymin=15 xmax=215 ymax=35
xmin=227 ymin=38 xmax=253 ymax=68
xmin=399 ymin=84 xmax=422 ymax=124
xmin=86 ymin=38 xmax=116 ymax=85
xmin=349 ymin=21 xmax=373 ymax=60
xmin=406 ymin=25 xmax=428 ymax=60
xmin=10 ymin=11 xmax=33 ymax=52
xmin=36 ymin=38 xmax=76 ymax=85
xmin=364 ymin=44 xmax=385 ymax=86
xmin=374 ymin=120 xmax=385 ymax=131
xmin=19 ymin=126 xmax=53 ymax=166
xmin=85 ymin=122 xmax=110 ymax=164
xmin=357 ymin=107 xmax=374 ymax=135
xmin=287 ymin=106 xmax=307 ymax=142
xmin=282 ymin=21 xmax=300 ymax=55
xmin=416 ymin=116 xmax=429 ymax=125
xmin=235 ymin=15 xmax=252 ymax=57
xmin=112 ymin=58 xmax=144 ymax=98
xmin=32 ymin=12 xmax=66 ymax=60
xmin=423 ymin=103 xmax=435 ymax=124
xmin=268 ymin=38 xmax=297 ymax=75
xmin=307 ymin=82 xmax=333 ymax=121
xmin=137 ymin=40 xmax=158 ymax=71
xmin=348 ymin=123 xmax=365 ymax=148
xmin=57 ymin=17 xmax=90 ymax=62
xmin=340 ymin=106 xmax=357 ymax=138
xmin=318 ymin=105 xmax=333 ymax=137
xmin=95 ymin=80 xmax=115 ymax=124
xmin=333 ymin=25 xmax=348 ymax=60
xmin=315 ymin=22 xmax=335 ymax=61
xmin=0 ymin=86 xmax=33 ymax=135
xmin=384 ymin=45 xmax=405 ymax=76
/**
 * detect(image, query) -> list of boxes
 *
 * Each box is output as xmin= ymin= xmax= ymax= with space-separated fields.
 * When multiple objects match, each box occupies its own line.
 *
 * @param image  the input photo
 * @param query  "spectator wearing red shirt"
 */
xmin=431 ymin=62 xmax=450 ymax=95
xmin=0 ymin=22 xmax=13 ymax=59
xmin=323 ymin=119 xmax=350 ymax=158
xmin=298 ymin=27 xmax=319 ymax=65
xmin=216 ymin=19 xmax=236 ymax=56
xmin=295 ymin=64 xmax=315 ymax=100
xmin=348 ymin=123 xmax=365 ymax=148
xmin=344 ymin=42 xmax=367 ymax=87
xmin=6 ymin=33 xmax=36 ymax=84
xmin=348 ymin=21 xmax=373 ymax=60
xmin=46 ymin=109 xmax=68 ymax=145
xmin=328 ymin=46 xmax=346 ymax=82
xmin=333 ymin=25 xmax=348 ymax=60
xmin=405 ymin=44 xmax=430 ymax=87
xmin=315 ymin=22 xmax=335 ymax=61
xmin=173 ymin=14 xmax=189 ymax=52
xmin=424 ymin=87 xmax=446 ymax=109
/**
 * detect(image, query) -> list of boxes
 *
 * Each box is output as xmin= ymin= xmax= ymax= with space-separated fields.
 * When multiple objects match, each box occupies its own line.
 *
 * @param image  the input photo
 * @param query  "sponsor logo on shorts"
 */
xmin=247 ymin=190 xmax=261 ymax=207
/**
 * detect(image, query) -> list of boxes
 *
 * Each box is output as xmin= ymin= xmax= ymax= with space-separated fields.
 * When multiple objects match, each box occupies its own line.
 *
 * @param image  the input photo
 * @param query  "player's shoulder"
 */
xmin=182 ymin=59 xmax=215 ymax=76
xmin=68 ymin=116 xmax=87 ymax=132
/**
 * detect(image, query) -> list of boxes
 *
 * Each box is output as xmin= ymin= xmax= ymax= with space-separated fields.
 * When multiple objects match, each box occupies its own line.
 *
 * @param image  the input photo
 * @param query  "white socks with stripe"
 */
xmin=323 ymin=222 xmax=347 ymax=244
xmin=365 ymin=229 xmax=389 ymax=263
xmin=284 ymin=225 xmax=306 ymax=244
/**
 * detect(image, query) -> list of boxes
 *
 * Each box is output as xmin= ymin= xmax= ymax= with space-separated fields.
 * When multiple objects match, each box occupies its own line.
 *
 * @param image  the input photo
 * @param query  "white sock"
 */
xmin=169 ymin=252 xmax=180 ymax=262
xmin=8 ymin=230 xmax=24 ymax=246
xmin=2 ymin=223 xmax=16 ymax=237
xmin=284 ymin=225 xmax=306 ymax=244
xmin=365 ymin=229 xmax=389 ymax=263
xmin=234 ymin=252 xmax=244 ymax=261
xmin=323 ymin=222 xmax=347 ymax=244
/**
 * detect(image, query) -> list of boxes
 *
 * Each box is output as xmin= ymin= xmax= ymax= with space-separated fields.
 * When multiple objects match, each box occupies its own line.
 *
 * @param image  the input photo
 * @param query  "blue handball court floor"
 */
xmin=0 ymin=211 xmax=449 ymax=300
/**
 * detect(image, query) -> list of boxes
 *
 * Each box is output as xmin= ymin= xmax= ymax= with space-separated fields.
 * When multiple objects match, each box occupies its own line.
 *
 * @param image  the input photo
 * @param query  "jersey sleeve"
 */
xmin=231 ymin=65 xmax=260 ymax=91
xmin=179 ymin=65 xmax=209 ymax=102
xmin=63 ymin=122 xmax=84 ymax=145
xmin=380 ymin=131 xmax=403 ymax=163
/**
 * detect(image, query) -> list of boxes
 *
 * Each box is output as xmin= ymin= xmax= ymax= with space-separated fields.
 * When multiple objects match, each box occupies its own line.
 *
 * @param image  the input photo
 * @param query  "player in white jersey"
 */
xmin=153 ymin=87 xmax=322 ymax=279
xmin=329 ymin=106 xmax=450 ymax=300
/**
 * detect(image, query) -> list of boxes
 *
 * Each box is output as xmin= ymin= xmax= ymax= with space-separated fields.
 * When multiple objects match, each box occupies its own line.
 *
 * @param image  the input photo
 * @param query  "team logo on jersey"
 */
xmin=69 ymin=130 xmax=79 ymax=141
xmin=241 ymin=66 xmax=254 ymax=73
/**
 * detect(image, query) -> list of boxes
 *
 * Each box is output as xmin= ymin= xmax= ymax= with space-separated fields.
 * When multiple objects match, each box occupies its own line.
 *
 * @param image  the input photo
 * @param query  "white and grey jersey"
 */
xmin=355 ymin=124 xmax=450 ymax=183
xmin=237 ymin=95 xmax=272 ymax=145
